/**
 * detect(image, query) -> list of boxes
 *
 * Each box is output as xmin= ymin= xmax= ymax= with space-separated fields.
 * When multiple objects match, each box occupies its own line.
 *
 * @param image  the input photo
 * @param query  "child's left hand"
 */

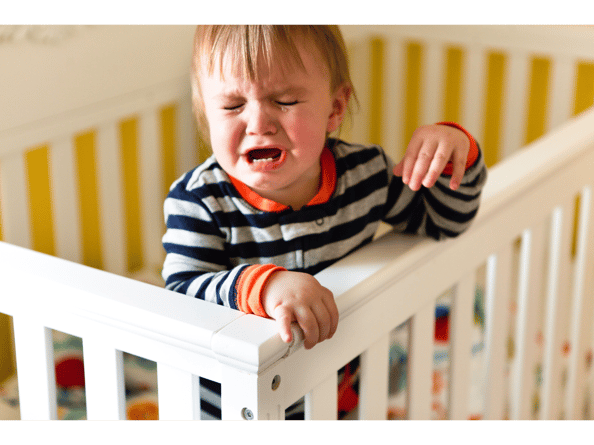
xmin=393 ymin=124 xmax=470 ymax=191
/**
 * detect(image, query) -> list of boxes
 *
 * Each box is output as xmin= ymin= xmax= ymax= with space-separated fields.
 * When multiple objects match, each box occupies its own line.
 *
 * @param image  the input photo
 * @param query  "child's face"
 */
xmin=198 ymin=38 xmax=349 ymax=208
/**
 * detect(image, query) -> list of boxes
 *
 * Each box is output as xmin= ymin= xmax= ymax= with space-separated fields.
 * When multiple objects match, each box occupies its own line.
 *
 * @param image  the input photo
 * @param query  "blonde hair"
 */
xmin=191 ymin=25 xmax=356 ymax=142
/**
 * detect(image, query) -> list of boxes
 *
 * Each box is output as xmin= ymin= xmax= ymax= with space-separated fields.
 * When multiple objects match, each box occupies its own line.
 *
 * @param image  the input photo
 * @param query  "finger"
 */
xmin=422 ymin=143 xmax=452 ymax=189
xmin=321 ymin=292 xmax=339 ymax=338
xmin=294 ymin=307 xmax=320 ymax=350
xmin=400 ymin=137 xmax=422 ymax=185
xmin=408 ymin=142 xmax=438 ymax=191
xmin=310 ymin=302 xmax=332 ymax=342
xmin=273 ymin=306 xmax=294 ymax=344
xmin=449 ymin=150 xmax=467 ymax=190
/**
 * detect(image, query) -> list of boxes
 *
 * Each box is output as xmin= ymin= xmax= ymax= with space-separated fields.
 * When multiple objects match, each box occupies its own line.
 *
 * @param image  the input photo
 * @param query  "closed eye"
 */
xmin=276 ymin=100 xmax=298 ymax=107
xmin=223 ymin=104 xmax=243 ymax=111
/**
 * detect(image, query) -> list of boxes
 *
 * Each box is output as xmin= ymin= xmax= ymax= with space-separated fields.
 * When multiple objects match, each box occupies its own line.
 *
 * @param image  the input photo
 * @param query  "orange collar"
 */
xmin=229 ymin=146 xmax=336 ymax=212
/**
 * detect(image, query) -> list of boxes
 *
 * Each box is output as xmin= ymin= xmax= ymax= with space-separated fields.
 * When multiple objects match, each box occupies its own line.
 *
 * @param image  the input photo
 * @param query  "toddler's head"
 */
xmin=191 ymin=25 xmax=355 ymax=142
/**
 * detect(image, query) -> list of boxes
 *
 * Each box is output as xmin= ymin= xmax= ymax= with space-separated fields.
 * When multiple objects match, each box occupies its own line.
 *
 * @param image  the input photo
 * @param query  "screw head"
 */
xmin=271 ymin=375 xmax=281 ymax=391
xmin=242 ymin=407 xmax=254 ymax=420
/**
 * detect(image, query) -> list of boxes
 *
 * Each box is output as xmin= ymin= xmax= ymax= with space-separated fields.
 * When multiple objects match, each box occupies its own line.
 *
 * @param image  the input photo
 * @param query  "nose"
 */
xmin=245 ymin=103 xmax=277 ymax=136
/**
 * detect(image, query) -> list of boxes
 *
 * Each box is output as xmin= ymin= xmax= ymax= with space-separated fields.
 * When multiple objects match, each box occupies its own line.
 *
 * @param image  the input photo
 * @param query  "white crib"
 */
xmin=1 ymin=25 xmax=594 ymax=421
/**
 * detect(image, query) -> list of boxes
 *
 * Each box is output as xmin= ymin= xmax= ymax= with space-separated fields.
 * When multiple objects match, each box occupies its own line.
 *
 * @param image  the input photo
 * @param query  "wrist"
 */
xmin=437 ymin=122 xmax=479 ymax=175
xmin=235 ymin=264 xmax=286 ymax=318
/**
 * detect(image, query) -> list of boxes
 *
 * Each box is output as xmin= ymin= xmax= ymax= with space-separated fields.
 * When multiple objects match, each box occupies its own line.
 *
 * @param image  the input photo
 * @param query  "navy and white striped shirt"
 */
xmin=162 ymin=137 xmax=487 ymax=310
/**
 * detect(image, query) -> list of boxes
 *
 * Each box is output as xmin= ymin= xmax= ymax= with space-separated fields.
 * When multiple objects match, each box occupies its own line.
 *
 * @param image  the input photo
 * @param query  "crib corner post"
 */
xmin=219 ymin=362 xmax=286 ymax=421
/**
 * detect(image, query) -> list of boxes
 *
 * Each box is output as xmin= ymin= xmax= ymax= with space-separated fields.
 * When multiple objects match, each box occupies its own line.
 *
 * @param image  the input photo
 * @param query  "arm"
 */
xmin=162 ymin=175 xmax=338 ymax=349
xmin=387 ymin=122 xmax=487 ymax=239
xmin=161 ymin=188 xmax=248 ymax=309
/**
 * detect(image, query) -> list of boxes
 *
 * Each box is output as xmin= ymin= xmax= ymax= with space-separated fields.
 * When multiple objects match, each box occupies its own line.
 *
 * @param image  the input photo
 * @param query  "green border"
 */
xmin=0 ymin=0 xmax=594 ymax=23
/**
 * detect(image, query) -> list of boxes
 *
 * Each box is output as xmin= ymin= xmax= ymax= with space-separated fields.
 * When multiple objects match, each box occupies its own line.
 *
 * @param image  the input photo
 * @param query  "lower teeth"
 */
xmin=252 ymin=157 xmax=276 ymax=163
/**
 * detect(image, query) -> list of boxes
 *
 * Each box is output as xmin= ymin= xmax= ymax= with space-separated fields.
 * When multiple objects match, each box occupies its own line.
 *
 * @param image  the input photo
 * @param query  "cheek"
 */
xmin=285 ymin=110 xmax=329 ymax=144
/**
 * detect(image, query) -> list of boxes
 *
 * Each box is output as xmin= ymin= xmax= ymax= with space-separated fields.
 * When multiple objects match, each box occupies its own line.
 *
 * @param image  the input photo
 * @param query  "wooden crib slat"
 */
xmin=449 ymin=273 xmax=475 ymax=420
xmin=347 ymin=37 xmax=371 ymax=147
xmin=304 ymin=372 xmax=338 ymax=420
xmin=95 ymin=121 xmax=127 ymax=275
xmin=483 ymin=246 xmax=513 ymax=420
xmin=501 ymin=52 xmax=530 ymax=159
xmin=542 ymin=203 xmax=574 ymax=419
xmin=548 ymin=58 xmax=576 ymax=131
xmin=157 ymin=363 xmax=201 ymax=420
xmin=138 ymin=108 xmax=165 ymax=271
xmin=83 ymin=338 xmax=126 ymax=420
xmin=541 ymin=202 xmax=574 ymax=419
xmin=407 ymin=302 xmax=435 ymax=420
xmin=0 ymin=154 xmax=31 ymax=249
xmin=220 ymin=365 xmax=284 ymax=420
xmin=566 ymin=186 xmax=594 ymax=419
xmin=421 ymin=41 xmax=445 ymax=125
xmin=461 ymin=45 xmax=488 ymax=142
xmin=176 ymin=94 xmax=199 ymax=180
xmin=510 ymin=223 xmax=547 ymax=420
xmin=381 ymin=37 xmax=405 ymax=162
xmin=12 ymin=319 xmax=57 ymax=420
xmin=358 ymin=334 xmax=390 ymax=420
xmin=50 ymin=136 xmax=83 ymax=264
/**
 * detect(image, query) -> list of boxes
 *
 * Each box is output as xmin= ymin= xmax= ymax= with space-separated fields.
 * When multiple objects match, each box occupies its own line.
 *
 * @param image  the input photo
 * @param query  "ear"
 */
xmin=327 ymin=83 xmax=352 ymax=134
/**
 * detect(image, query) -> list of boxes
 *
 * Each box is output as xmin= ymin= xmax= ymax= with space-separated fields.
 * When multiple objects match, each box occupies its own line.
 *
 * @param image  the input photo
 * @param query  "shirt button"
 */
xmin=315 ymin=218 xmax=324 ymax=226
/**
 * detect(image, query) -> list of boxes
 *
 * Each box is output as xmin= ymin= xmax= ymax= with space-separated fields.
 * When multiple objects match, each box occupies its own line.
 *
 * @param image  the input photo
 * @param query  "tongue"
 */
xmin=250 ymin=148 xmax=281 ymax=160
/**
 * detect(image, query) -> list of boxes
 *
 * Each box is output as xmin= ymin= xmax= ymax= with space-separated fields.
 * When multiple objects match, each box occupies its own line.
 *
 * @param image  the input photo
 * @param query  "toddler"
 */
xmin=162 ymin=25 xmax=487 ymax=419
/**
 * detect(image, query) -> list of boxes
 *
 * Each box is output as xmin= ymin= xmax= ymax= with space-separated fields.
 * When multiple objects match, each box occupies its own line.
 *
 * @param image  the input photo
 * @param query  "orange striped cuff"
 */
xmin=235 ymin=264 xmax=287 ymax=318
xmin=437 ymin=122 xmax=479 ymax=175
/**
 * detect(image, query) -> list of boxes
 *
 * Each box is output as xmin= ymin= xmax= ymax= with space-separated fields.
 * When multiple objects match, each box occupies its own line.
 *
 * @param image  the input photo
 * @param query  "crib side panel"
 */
xmin=340 ymin=25 xmax=594 ymax=168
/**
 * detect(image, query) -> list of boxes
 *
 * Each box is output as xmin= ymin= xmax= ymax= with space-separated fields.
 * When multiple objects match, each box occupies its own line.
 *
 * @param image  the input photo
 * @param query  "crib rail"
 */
xmin=2 ymin=106 xmax=594 ymax=420
xmin=341 ymin=25 xmax=594 ymax=166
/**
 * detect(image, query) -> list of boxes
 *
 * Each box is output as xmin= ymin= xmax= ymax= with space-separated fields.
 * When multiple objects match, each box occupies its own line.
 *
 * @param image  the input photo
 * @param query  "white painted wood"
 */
xmin=358 ymin=334 xmax=390 ymax=420
xmin=177 ymin=93 xmax=199 ymax=178
xmin=421 ymin=41 xmax=445 ymax=125
xmin=566 ymin=186 xmax=594 ymax=419
xmin=95 ymin=121 xmax=126 ymax=275
xmin=220 ymin=364 xmax=284 ymax=420
xmin=0 ymin=154 xmax=31 ymax=249
xmin=461 ymin=46 xmax=488 ymax=143
xmin=541 ymin=203 xmax=574 ymax=420
xmin=0 ymin=78 xmax=190 ymax=160
xmin=12 ymin=319 xmax=57 ymax=420
xmin=0 ymin=26 xmax=195 ymax=136
xmin=449 ymin=273 xmax=475 ymax=420
xmin=510 ymin=223 xmax=547 ymax=420
xmin=500 ymin=52 xmax=530 ymax=158
xmin=381 ymin=37 xmax=405 ymax=161
xmin=483 ymin=247 xmax=513 ymax=420
xmin=347 ymin=36 xmax=371 ymax=146
xmin=547 ymin=57 xmax=576 ymax=130
xmin=407 ymin=302 xmax=435 ymax=420
xmin=138 ymin=108 xmax=165 ymax=270
xmin=49 ymin=136 xmax=83 ymax=263
xmin=157 ymin=363 xmax=201 ymax=420
xmin=304 ymin=372 xmax=337 ymax=420
xmin=83 ymin=337 xmax=126 ymax=420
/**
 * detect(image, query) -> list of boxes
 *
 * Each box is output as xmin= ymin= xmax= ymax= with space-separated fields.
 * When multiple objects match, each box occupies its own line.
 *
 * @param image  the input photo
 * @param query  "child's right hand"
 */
xmin=262 ymin=270 xmax=339 ymax=350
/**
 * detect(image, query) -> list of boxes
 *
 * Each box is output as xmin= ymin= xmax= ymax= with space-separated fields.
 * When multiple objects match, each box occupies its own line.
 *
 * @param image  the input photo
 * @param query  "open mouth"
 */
xmin=246 ymin=147 xmax=283 ymax=163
